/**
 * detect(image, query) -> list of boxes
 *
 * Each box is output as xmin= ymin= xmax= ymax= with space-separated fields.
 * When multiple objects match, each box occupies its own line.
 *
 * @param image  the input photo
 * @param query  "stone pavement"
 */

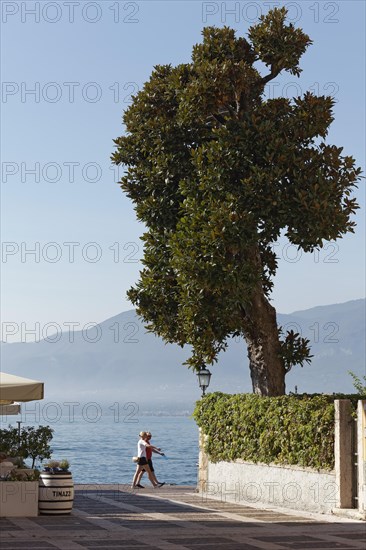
xmin=1 ymin=485 xmax=365 ymax=550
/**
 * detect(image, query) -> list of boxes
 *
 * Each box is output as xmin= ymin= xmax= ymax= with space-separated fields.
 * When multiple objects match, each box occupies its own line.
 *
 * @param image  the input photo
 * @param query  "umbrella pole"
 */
xmin=17 ymin=420 xmax=21 ymax=449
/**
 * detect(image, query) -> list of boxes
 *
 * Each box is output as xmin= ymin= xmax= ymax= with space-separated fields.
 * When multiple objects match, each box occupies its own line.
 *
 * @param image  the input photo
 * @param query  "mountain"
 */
xmin=1 ymin=299 xmax=365 ymax=410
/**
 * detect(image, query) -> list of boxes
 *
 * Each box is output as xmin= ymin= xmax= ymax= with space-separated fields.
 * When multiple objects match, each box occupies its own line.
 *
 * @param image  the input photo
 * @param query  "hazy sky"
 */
xmin=1 ymin=0 xmax=365 ymax=343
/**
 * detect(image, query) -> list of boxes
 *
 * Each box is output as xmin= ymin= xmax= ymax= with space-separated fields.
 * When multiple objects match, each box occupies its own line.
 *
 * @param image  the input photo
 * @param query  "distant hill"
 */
xmin=1 ymin=299 xmax=365 ymax=410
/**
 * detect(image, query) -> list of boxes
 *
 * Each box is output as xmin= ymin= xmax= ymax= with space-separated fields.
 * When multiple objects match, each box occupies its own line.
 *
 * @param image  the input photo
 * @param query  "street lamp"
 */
xmin=197 ymin=367 xmax=212 ymax=397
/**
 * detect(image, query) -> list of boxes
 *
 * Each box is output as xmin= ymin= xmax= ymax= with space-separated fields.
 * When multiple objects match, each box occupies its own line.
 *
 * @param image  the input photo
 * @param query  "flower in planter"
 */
xmin=43 ymin=459 xmax=70 ymax=473
xmin=59 ymin=459 xmax=70 ymax=472
xmin=44 ymin=460 xmax=60 ymax=473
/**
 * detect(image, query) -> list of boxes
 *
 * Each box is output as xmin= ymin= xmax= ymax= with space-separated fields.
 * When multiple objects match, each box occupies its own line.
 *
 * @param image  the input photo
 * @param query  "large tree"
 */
xmin=112 ymin=8 xmax=361 ymax=396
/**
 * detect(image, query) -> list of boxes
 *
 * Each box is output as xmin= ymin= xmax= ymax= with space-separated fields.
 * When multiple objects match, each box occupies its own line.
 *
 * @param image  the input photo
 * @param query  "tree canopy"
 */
xmin=112 ymin=8 xmax=361 ymax=395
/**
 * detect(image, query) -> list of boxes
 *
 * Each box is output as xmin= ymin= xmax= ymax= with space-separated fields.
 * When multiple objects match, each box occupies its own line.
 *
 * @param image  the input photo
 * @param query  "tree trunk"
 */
xmin=242 ymin=248 xmax=286 ymax=396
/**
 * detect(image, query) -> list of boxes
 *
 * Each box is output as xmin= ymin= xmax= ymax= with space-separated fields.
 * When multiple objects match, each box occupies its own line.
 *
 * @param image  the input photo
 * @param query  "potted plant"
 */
xmin=0 ymin=425 xmax=53 ymax=518
xmin=39 ymin=458 xmax=74 ymax=515
xmin=0 ymin=465 xmax=40 ymax=517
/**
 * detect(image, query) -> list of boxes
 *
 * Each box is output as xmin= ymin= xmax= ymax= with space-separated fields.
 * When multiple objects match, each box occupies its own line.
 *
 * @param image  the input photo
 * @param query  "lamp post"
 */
xmin=17 ymin=420 xmax=22 ymax=451
xmin=197 ymin=367 xmax=212 ymax=397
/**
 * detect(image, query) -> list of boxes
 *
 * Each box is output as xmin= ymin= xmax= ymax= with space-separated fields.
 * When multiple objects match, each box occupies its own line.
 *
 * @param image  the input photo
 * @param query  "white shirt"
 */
xmin=137 ymin=438 xmax=147 ymax=458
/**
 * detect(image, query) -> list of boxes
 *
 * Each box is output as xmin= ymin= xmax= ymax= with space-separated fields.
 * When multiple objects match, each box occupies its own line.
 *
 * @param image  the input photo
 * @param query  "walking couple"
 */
xmin=132 ymin=431 xmax=165 ymax=489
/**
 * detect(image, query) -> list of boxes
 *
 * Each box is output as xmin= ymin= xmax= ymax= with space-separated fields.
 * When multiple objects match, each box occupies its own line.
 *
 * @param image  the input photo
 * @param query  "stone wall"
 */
xmin=200 ymin=459 xmax=336 ymax=514
xmin=198 ymin=399 xmax=362 ymax=516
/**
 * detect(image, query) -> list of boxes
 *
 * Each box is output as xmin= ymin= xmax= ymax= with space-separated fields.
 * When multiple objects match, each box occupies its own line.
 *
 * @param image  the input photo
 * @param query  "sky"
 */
xmin=1 ymin=0 xmax=365 ymax=343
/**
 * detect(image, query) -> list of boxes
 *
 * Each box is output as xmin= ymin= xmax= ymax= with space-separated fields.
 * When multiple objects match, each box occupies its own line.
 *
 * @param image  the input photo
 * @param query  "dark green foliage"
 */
xmin=0 ymin=425 xmax=54 ymax=468
xmin=279 ymin=329 xmax=313 ymax=372
xmin=112 ymin=7 xmax=362 ymax=394
xmin=193 ymin=393 xmax=362 ymax=470
xmin=0 ymin=426 xmax=19 ymax=456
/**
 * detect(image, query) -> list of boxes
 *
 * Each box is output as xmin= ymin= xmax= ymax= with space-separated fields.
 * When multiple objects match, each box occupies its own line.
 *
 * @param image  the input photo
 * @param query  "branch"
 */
xmin=238 ymin=303 xmax=247 ymax=319
xmin=224 ymin=104 xmax=237 ymax=118
xmin=261 ymin=68 xmax=281 ymax=85
xmin=211 ymin=113 xmax=226 ymax=125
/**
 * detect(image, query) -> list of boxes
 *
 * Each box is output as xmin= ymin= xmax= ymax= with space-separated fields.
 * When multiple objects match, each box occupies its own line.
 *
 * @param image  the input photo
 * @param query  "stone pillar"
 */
xmin=357 ymin=400 xmax=366 ymax=514
xmin=198 ymin=428 xmax=208 ymax=493
xmin=334 ymin=399 xmax=353 ymax=508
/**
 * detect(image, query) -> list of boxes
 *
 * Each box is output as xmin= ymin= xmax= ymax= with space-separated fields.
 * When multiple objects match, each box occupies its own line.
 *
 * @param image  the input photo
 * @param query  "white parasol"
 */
xmin=0 ymin=372 xmax=44 ymax=415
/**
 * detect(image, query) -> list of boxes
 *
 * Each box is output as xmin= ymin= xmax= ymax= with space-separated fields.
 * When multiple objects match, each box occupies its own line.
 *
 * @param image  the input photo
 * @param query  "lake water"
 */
xmin=1 ymin=406 xmax=199 ymax=486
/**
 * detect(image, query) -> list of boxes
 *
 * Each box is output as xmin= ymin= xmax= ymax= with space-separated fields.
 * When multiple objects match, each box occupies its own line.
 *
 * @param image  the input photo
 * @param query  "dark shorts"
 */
xmin=147 ymin=459 xmax=154 ymax=472
xmin=138 ymin=457 xmax=148 ymax=466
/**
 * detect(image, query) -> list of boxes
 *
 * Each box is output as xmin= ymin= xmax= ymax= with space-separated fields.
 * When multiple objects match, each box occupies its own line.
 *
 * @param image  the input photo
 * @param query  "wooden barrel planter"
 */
xmin=39 ymin=471 xmax=74 ymax=515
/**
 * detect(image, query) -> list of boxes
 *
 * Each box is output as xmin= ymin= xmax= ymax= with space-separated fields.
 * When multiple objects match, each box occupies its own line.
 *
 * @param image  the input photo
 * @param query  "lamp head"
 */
xmin=197 ymin=367 xmax=212 ymax=397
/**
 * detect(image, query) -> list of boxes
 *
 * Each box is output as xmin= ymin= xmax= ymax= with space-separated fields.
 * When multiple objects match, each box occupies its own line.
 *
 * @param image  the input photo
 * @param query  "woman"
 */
xmin=131 ymin=431 xmax=163 ymax=489
xmin=136 ymin=432 xmax=165 ymax=487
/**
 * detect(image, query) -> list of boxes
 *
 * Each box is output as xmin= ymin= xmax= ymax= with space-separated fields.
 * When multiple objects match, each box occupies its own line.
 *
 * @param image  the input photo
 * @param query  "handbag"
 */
xmin=132 ymin=456 xmax=139 ymax=463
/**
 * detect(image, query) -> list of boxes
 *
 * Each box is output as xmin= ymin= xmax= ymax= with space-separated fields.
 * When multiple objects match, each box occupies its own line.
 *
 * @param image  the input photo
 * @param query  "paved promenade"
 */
xmin=1 ymin=485 xmax=365 ymax=550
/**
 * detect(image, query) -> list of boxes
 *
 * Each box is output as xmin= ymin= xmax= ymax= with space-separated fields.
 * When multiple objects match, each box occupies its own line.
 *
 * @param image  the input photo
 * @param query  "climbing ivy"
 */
xmin=193 ymin=392 xmax=363 ymax=470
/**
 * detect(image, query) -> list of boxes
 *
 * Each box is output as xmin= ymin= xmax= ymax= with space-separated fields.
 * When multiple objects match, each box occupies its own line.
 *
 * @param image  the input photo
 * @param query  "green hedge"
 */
xmin=193 ymin=392 xmax=364 ymax=471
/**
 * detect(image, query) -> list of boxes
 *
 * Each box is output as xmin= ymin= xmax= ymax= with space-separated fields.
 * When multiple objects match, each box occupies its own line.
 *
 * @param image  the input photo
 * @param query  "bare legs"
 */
xmin=132 ymin=464 xmax=158 ymax=488
xmin=137 ymin=468 xmax=160 ymax=486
